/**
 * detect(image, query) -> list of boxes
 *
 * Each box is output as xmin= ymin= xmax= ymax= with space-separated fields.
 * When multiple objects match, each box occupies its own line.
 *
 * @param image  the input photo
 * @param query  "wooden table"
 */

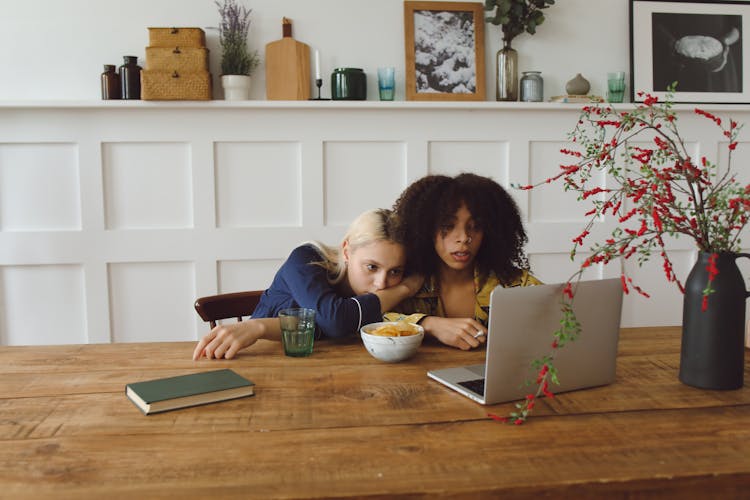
xmin=2 ymin=327 xmax=749 ymax=499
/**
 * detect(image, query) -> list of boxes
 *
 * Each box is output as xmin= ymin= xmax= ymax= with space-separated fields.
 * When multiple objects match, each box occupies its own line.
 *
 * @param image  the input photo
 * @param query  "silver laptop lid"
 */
xmin=482 ymin=278 xmax=623 ymax=404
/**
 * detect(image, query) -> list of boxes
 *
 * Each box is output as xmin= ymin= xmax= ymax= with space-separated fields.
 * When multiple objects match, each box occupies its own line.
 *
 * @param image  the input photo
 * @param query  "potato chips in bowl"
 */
xmin=360 ymin=321 xmax=424 ymax=362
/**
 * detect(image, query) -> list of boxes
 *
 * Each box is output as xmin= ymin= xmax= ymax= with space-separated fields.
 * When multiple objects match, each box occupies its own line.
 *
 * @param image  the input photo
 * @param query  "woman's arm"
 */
xmin=192 ymin=317 xmax=282 ymax=360
xmin=372 ymin=273 xmax=424 ymax=311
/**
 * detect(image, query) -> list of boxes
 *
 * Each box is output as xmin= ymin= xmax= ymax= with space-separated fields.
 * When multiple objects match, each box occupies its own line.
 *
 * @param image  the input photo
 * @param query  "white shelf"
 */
xmin=3 ymin=99 xmax=749 ymax=112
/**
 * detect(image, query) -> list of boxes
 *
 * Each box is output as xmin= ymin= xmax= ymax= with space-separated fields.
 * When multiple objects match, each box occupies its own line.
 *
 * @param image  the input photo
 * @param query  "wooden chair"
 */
xmin=194 ymin=290 xmax=264 ymax=329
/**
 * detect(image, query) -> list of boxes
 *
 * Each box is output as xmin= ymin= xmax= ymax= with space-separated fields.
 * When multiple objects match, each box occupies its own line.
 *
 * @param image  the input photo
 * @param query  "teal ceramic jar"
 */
xmin=331 ymin=68 xmax=366 ymax=100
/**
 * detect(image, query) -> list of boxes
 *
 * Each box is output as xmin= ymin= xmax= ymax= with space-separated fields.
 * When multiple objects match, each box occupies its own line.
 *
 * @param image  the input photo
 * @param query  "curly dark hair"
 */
xmin=393 ymin=173 xmax=530 ymax=284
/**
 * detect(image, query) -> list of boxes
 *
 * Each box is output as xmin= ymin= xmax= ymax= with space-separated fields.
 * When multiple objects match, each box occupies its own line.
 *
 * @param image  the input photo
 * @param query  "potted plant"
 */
xmin=484 ymin=0 xmax=555 ymax=101
xmin=494 ymin=85 xmax=748 ymax=425
xmin=216 ymin=0 xmax=260 ymax=100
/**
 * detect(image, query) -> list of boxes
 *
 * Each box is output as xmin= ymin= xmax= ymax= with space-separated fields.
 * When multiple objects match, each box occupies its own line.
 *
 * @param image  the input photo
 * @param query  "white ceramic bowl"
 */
xmin=360 ymin=321 xmax=424 ymax=363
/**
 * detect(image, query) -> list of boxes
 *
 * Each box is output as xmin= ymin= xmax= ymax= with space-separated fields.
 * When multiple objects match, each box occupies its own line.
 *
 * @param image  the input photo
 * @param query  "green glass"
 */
xmin=279 ymin=308 xmax=316 ymax=357
xmin=607 ymin=71 xmax=626 ymax=103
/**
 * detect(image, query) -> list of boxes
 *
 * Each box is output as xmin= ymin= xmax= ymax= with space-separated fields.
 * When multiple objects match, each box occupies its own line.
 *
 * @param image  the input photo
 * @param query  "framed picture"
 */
xmin=404 ymin=1 xmax=486 ymax=101
xmin=630 ymin=0 xmax=748 ymax=103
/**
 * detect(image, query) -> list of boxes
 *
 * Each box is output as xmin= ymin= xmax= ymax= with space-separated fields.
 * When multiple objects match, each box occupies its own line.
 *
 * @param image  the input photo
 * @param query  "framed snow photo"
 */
xmin=404 ymin=1 xmax=486 ymax=101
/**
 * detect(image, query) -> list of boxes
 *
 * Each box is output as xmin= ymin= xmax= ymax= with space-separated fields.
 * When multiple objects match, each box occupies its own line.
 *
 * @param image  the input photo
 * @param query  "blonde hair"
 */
xmin=306 ymin=208 xmax=401 ymax=285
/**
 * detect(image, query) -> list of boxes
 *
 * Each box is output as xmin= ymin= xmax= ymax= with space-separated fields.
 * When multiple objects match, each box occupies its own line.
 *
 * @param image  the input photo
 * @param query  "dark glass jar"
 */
xmin=331 ymin=68 xmax=366 ymax=100
xmin=101 ymin=64 xmax=121 ymax=100
xmin=119 ymin=56 xmax=142 ymax=100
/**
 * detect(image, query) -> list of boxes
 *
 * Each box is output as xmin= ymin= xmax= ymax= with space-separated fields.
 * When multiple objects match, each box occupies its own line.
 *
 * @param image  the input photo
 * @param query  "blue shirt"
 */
xmin=251 ymin=245 xmax=382 ymax=338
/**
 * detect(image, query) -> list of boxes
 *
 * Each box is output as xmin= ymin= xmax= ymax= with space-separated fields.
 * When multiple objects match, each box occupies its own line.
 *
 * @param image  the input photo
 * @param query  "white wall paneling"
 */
xmin=1 ymin=101 xmax=749 ymax=345
xmin=218 ymin=259 xmax=285 ymax=295
xmin=0 ymin=143 xmax=81 ymax=231
xmin=428 ymin=141 xmax=509 ymax=183
xmin=215 ymin=141 xmax=302 ymax=228
xmin=108 ymin=261 xmax=196 ymax=342
xmin=324 ymin=141 xmax=407 ymax=226
xmin=0 ymin=264 xmax=87 ymax=345
xmin=103 ymin=142 xmax=193 ymax=229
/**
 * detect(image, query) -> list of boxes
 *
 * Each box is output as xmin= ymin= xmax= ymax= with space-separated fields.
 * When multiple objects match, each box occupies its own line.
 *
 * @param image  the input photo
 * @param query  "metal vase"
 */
xmin=679 ymin=251 xmax=750 ymax=390
xmin=496 ymin=40 xmax=518 ymax=101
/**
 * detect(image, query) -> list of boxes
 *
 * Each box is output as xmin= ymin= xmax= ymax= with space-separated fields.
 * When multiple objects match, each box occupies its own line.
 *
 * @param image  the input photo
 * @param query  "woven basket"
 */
xmin=148 ymin=27 xmax=206 ymax=48
xmin=141 ymin=70 xmax=212 ymax=100
xmin=145 ymin=47 xmax=209 ymax=72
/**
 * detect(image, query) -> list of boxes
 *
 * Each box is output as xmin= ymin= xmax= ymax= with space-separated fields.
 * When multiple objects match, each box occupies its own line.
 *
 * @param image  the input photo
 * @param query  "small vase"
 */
xmin=680 ymin=251 xmax=750 ymax=390
xmin=221 ymin=75 xmax=252 ymax=100
xmin=496 ymin=39 xmax=518 ymax=101
xmin=565 ymin=73 xmax=590 ymax=96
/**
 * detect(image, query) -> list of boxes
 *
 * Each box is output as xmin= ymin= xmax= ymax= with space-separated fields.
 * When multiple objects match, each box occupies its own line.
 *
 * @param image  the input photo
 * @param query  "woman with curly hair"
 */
xmin=386 ymin=173 xmax=540 ymax=350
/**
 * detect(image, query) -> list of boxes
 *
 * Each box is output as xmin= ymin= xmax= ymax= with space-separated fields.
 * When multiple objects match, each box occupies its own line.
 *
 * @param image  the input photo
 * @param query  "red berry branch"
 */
xmin=491 ymin=84 xmax=747 ymax=425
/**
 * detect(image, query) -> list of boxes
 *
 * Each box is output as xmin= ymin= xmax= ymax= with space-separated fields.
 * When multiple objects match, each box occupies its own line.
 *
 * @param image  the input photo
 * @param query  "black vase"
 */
xmin=679 ymin=251 xmax=749 ymax=390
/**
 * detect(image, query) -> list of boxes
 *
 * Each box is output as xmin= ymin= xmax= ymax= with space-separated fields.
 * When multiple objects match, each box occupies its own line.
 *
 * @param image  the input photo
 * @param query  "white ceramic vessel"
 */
xmin=221 ymin=75 xmax=251 ymax=100
xmin=360 ymin=322 xmax=424 ymax=363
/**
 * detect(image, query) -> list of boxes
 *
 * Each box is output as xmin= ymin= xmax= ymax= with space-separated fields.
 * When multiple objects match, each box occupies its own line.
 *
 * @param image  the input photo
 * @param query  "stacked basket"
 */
xmin=141 ymin=27 xmax=212 ymax=100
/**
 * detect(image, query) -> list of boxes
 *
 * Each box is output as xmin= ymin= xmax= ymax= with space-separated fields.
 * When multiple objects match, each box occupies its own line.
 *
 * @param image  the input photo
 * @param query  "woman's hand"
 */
xmin=419 ymin=316 xmax=486 ymax=350
xmin=192 ymin=318 xmax=279 ymax=360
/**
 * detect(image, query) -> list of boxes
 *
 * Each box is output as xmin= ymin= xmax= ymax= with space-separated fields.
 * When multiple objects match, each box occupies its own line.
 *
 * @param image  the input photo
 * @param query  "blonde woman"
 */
xmin=193 ymin=209 xmax=423 ymax=359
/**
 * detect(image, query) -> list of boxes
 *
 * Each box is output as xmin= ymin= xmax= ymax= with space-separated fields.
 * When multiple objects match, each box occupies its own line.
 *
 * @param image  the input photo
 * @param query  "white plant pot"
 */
xmin=221 ymin=75 xmax=251 ymax=100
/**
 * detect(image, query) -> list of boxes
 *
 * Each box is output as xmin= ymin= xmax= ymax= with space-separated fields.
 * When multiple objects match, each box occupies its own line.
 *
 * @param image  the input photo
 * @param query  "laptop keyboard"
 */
xmin=458 ymin=378 xmax=485 ymax=395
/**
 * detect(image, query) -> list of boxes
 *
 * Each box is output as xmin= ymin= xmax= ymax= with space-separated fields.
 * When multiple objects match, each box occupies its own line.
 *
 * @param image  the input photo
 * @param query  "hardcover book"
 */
xmin=126 ymin=369 xmax=255 ymax=415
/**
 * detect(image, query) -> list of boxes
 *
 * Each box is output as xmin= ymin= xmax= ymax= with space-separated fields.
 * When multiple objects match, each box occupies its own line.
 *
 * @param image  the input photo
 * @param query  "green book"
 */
xmin=126 ymin=369 xmax=255 ymax=415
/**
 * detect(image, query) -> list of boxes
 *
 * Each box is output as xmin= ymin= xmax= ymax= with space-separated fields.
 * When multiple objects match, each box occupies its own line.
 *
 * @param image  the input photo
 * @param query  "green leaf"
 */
xmin=498 ymin=0 xmax=512 ymax=14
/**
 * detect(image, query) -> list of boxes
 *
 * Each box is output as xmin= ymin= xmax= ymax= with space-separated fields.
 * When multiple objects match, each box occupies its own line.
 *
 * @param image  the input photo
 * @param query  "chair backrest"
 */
xmin=194 ymin=290 xmax=264 ymax=329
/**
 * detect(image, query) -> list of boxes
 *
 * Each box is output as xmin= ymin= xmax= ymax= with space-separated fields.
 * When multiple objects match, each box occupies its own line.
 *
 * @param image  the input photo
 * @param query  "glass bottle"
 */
xmin=496 ymin=39 xmax=518 ymax=101
xmin=520 ymin=71 xmax=543 ymax=102
xmin=119 ymin=56 xmax=142 ymax=100
xmin=101 ymin=64 xmax=121 ymax=100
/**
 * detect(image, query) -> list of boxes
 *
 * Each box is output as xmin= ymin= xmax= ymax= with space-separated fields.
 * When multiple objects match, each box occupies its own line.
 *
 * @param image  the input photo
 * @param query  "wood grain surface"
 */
xmin=265 ymin=37 xmax=311 ymax=100
xmin=2 ymin=327 xmax=749 ymax=499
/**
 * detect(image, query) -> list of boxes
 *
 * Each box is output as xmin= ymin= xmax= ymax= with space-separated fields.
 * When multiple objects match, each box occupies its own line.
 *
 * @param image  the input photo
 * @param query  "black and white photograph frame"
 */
xmin=630 ymin=0 xmax=749 ymax=103
xmin=404 ymin=1 xmax=486 ymax=101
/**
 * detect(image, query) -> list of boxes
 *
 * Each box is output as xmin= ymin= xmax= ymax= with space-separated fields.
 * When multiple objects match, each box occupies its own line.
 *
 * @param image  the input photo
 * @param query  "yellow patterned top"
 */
xmin=384 ymin=268 xmax=541 ymax=326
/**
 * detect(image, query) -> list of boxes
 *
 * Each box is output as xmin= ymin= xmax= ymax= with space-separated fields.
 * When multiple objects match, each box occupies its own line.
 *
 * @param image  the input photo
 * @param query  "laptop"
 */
xmin=427 ymin=278 xmax=623 ymax=405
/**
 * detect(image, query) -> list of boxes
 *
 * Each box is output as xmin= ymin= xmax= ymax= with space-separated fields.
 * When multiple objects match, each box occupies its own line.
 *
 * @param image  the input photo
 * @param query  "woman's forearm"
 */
xmin=373 ymin=283 xmax=414 ymax=312
xmin=373 ymin=274 xmax=424 ymax=312
xmin=254 ymin=317 xmax=283 ymax=341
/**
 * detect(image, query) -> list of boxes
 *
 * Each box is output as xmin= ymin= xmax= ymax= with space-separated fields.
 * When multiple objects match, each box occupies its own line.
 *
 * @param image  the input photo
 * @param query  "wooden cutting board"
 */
xmin=265 ymin=18 xmax=311 ymax=100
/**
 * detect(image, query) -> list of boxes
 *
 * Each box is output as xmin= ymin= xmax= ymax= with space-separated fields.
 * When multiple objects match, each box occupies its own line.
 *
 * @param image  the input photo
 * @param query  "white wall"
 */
xmin=2 ymin=1 xmax=750 ymax=345
xmin=1 ymin=0 xmax=627 ymax=101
